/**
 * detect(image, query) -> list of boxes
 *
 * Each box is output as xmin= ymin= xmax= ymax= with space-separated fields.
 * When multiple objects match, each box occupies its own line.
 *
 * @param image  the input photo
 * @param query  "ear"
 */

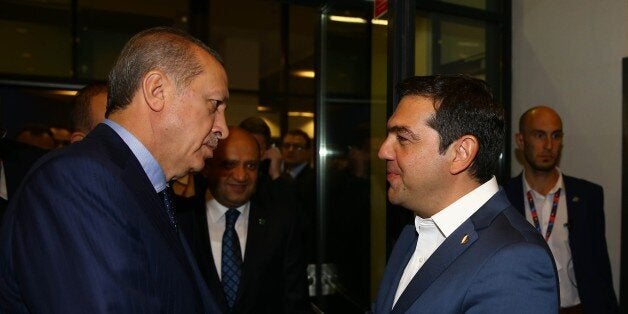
xmin=142 ymin=70 xmax=168 ymax=112
xmin=449 ymin=135 xmax=478 ymax=175
xmin=69 ymin=131 xmax=86 ymax=144
xmin=515 ymin=132 xmax=524 ymax=150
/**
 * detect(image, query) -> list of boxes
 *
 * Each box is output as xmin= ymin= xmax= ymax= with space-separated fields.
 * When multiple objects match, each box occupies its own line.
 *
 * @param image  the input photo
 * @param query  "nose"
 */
xmin=213 ymin=110 xmax=229 ymax=140
xmin=543 ymin=135 xmax=553 ymax=150
xmin=378 ymin=136 xmax=392 ymax=160
xmin=232 ymin=166 xmax=248 ymax=181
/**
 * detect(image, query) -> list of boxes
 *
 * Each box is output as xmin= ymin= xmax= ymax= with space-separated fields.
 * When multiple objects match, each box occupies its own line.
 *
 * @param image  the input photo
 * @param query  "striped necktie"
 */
xmin=222 ymin=208 xmax=242 ymax=310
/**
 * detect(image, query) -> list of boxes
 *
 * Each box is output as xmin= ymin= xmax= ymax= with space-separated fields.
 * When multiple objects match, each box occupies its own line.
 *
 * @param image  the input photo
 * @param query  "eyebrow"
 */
xmin=388 ymin=125 xmax=419 ymax=140
xmin=530 ymin=128 xmax=563 ymax=134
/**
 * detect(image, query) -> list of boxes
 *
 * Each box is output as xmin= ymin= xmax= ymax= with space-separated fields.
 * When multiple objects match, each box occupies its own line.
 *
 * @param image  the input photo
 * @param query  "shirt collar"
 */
xmin=523 ymin=168 xmax=564 ymax=196
xmin=414 ymin=215 xmax=438 ymax=235
xmin=206 ymin=198 xmax=250 ymax=223
xmin=430 ymin=176 xmax=499 ymax=237
xmin=104 ymin=119 xmax=166 ymax=192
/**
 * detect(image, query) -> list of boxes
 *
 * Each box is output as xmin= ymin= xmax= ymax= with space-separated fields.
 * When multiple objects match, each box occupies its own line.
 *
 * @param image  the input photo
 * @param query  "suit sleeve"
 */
xmin=463 ymin=242 xmax=559 ymax=314
xmin=6 ymin=157 xmax=159 ymax=313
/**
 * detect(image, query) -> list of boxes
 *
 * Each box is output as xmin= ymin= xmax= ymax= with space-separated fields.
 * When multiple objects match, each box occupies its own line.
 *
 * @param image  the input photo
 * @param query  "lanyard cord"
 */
xmin=526 ymin=188 xmax=561 ymax=241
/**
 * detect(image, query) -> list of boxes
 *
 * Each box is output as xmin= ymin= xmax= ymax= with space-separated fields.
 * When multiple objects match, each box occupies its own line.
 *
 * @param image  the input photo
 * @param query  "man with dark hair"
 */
xmin=281 ymin=129 xmax=312 ymax=180
xmin=0 ymin=26 xmax=227 ymax=312
xmin=70 ymin=82 xmax=108 ymax=143
xmin=373 ymin=75 xmax=558 ymax=313
xmin=504 ymin=106 xmax=619 ymax=313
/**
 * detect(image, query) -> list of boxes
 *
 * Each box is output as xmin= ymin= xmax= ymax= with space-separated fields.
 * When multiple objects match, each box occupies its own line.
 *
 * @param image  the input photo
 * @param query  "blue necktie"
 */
xmin=159 ymin=186 xmax=178 ymax=231
xmin=222 ymin=208 xmax=242 ymax=310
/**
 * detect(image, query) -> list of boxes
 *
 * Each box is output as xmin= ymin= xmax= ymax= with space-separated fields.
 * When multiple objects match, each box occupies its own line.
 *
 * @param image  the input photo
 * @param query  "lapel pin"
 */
xmin=572 ymin=196 xmax=579 ymax=202
xmin=258 ymin=218 xmax=266 ymax=225
xmin=461 ymin=234 xmax=469 ymax=245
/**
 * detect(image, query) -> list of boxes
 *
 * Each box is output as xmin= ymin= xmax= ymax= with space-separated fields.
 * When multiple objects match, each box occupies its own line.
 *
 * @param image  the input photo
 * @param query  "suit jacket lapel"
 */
xmin=195 ymin=207 xmax=230 ymax=312
xmin=377 ymin=226 xmax=417 ymax=313
xmin=238 ymin=200 xmax=267 ymax=303
xmin=563 ymin=176 xmax=579 ymax=230
xmin=391 ymin=221 xmax=478 ymax=314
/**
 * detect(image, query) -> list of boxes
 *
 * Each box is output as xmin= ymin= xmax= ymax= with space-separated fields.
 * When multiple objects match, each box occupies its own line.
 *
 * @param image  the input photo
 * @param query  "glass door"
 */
xmin=313 ymin=2 xmax=387 ymax=313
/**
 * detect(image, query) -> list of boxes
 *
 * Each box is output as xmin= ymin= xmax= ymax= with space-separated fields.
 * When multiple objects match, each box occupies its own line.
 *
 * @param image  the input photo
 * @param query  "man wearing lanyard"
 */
xmin=504 ymin=106 xmax=618 ymax=314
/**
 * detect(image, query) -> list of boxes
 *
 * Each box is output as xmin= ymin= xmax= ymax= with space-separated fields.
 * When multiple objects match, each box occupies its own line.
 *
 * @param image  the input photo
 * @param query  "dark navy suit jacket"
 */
xmin=374 ymin=190 xmax=559 ymax=314
xmin=177 ymin=189 xmax=310 ymax=314
xmin=0 ymin=124 xmax=219 ymax=313
xmin=0 ymin=139 xmax=47 ymax=223
xmin=504 ymin=173 xmax=619 ymax=313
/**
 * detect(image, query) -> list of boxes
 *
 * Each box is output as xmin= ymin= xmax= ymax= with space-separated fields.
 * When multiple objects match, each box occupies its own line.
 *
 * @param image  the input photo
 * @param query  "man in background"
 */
xmin=504 ymin=106 xmax=619 ymax=313
xmin=0 ymin=26 xmax=228 ymax=312
xmin=374 ymin=75 xmax=558 ymax=313
xmin=280 ymin=129 xmax=315 ymax=263
xmin=70 ymin=82 xmax=108 ymax=143
xmin=179 ymin=126 xmax=309 ymax=313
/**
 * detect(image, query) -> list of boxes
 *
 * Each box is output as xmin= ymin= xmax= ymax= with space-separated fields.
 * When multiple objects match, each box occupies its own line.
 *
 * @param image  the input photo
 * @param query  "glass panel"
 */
xmin=317 ymin=3 xmax=386 ymax=311
xmin=439 ymin=17 xmax=486 ymax=79
xmin=440 ymin=0 xmax=487 ymax=10
xmin=414 ymin=14 xmax=432 ymax=75
xmin=438 ymin=0 xmax=502 ymax=12
xmin=210 ymin=0 xmax=281 ymax=128
xmin=0 ymin=0 xmax=72 ymax=77
xmin=369 ymin=9 xmax=388 ymax=304
xmin=415 ymin=13 xmax=489 ymax=79
xmin=77 ymin=0 xmax=188 ymax=80
xmin=288 ymin=5 xmax=317 ymax=138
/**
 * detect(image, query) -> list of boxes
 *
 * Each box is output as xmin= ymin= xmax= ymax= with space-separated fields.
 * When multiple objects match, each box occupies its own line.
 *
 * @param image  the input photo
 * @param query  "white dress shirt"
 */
xmin=393 ymin=177 xmax=499 ymax=307
xmin=523 ymin=170 xmax=580 ymax=307
xmin=205 ymin=198 xmax=249 ymax=280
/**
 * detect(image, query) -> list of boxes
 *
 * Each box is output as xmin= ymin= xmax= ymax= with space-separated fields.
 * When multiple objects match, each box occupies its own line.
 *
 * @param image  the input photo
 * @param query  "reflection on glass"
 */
xmin=415 ymin=12 xmax=487 ymax=79
xmin=77 ymin=0 xmax=189 ymax=80
xmin=440 ymin=18 xmax=486 ymax=79
xmin=415 ymin=14 xmax=432 ymax=75
xmin=370 ymin=11 xmax=388 ymax=304
xmin=0 ymin=18 xmax=72 ymax=77
xmin=317 ymin=7 xmax=374 ymax=312
xmin=440 ymin=0 xmax=486 ymax=10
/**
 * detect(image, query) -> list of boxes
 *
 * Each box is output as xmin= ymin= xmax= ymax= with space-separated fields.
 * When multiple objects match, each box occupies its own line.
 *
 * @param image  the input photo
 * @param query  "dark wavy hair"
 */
xmin=106 ymin=26 xmax=222 ymax=117
xmin=397 ymin=74 xmax=504 ymax=183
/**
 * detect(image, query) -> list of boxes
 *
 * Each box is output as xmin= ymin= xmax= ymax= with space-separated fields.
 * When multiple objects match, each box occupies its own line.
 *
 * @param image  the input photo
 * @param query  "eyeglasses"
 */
xmin=281 ymin=143 xmax=306 ymax=151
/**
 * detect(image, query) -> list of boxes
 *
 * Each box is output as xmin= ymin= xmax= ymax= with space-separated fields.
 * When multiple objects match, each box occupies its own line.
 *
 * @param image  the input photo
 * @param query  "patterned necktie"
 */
xmin=159 ymin=186 xmax=178 ymax=231
xmin=222 ymin=208 xmax=242 ymax=310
